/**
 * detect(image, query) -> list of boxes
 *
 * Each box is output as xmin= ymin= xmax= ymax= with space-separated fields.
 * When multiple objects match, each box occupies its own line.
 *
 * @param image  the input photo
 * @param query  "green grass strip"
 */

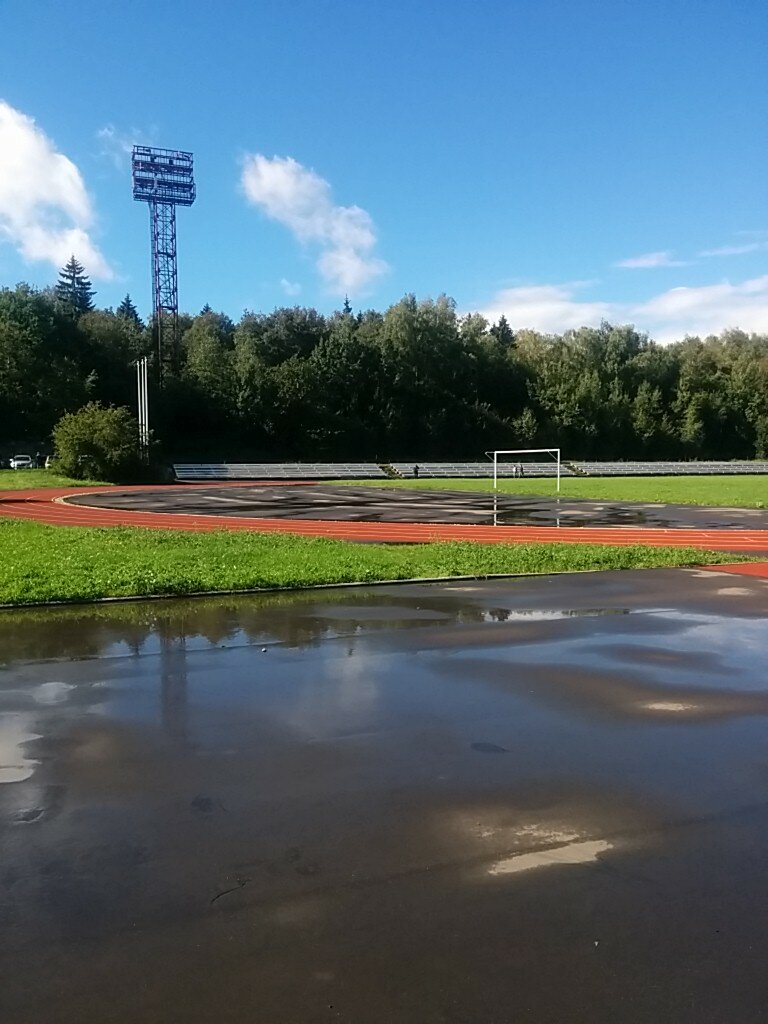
xmin=0 ymin=469 xmax=109 ymax=490
xmin=0 ymin=519 xmax=738 ymax=607
xmin=334 ymin=475 xmax=768 ymax=508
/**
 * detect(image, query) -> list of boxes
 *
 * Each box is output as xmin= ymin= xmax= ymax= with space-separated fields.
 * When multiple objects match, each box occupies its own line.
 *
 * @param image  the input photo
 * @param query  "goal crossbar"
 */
xmin=484 ymin=448 xmax=561 ymax=492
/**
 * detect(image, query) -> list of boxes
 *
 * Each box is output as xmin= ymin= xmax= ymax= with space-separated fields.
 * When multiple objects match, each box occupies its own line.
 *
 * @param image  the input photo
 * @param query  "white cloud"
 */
xmin=96 ymin=123 xmax=156 ymax=171
xmin=699 ymin=241 xmax=768 ymax=258
xmin=0 ymin=100 xmax=112 ymax=278
xmin=616 ymin=251 xmax=688 ymax=269
xmin=480 ymin=282 xmax=612 ymax=334
xmin=478 ymin=275 xmax=768 ymax=343
xmin=633 ymin=276 xmax=768 ymax=342
xmin=96 ymin=125 xmax=136 ymax=170
xmin=240 ymin=154 xmax=387 ymax=295
xmin=280 ymin=277 xmax=302 ymax=297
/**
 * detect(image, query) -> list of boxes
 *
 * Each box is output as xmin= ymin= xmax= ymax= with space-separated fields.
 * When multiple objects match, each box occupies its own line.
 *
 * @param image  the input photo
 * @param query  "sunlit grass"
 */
xmin=0 ymin=469 xmax=109 ymax=490
xmin=0 ymin=519 xmax=736 ymax=606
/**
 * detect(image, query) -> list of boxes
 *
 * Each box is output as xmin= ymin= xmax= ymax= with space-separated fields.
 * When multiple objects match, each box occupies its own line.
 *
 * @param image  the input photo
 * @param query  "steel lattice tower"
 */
xmin=132 ymin=146 xmax=196 ymax=376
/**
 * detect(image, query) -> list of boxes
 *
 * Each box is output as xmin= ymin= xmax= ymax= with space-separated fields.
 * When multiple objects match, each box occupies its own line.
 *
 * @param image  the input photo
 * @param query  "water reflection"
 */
xmin=488 ymin=838 xmax=614 ymax=875
xmin=0 ymin=712 xmax=40 ymax=783
xmin=0 ymin=589 xmax=629 ymax=664
xmin=489 ymin=494 xmax=661 ymax=528
xmin=161 ymin=635 xmax=188 ymax=741
xmin=479 ymin=607 xmax=630 ymax=622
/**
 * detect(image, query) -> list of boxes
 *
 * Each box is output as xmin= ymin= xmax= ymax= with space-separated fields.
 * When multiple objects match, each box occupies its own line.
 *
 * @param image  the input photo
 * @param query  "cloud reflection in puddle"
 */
xmin=0 ymin=713 xmax=41 ymax=784
xmin=489 ymin=839 xmax=613 ymax=876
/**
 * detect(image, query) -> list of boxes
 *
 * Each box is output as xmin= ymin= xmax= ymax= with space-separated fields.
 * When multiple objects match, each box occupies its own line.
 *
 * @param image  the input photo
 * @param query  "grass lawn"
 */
xmin=335 ymin=475 xmax=768 ymax=508
xmin=0 ymin=519 xmax=737 ymax=606
xmin=0 ymin=469 xmax=109 ymax=490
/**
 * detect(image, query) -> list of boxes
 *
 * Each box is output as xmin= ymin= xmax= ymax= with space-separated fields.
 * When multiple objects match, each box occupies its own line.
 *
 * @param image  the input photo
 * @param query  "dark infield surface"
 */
xmin=66 ymin=483 xmax=768 ymax=530
xmin=3 ymin=567 xmax=768 ymax=1023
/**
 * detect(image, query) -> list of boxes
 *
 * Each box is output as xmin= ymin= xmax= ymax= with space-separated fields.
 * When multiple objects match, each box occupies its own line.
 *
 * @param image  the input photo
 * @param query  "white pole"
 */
xmin=137 ymin=359 xmax=143 ymax=451
xmin=145 ymin=360 xmax=151 ymax=456
xmin=142 ymin=359 xmax=146 ymax=453
xmin=137 ymin=358 xmax=149 ymax=459
xmin=557 ymin=448 xmax=560 ymax=493
xmin=143 ymin=358 xmax=149 ymax=456
xmin=493 ymin=451 xmax=498 ymax=492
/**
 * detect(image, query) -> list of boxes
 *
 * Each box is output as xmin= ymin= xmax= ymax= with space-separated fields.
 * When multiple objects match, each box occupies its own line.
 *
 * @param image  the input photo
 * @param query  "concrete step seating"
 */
xmin=173 ymin=463 xmax=385 ymax=481
xmin=574 ymin=461 xmax=768 ymax=476
xmin=173 ymin=460 xmax=768 ymax=481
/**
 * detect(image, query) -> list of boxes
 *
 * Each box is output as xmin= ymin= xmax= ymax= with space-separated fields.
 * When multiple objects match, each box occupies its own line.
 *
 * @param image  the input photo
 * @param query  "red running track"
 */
xmin=2 ymin=485 xmax=768 ymax=567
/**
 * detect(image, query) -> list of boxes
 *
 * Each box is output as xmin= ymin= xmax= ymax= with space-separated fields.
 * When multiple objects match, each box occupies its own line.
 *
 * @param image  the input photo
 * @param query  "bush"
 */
xmin=53 ymin=402 xmax=142 ymax=481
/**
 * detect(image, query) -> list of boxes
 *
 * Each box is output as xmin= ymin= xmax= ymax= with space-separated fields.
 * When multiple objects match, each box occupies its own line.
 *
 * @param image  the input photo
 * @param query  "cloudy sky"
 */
xmin=1 ymin=0 xmax=766 ymax=341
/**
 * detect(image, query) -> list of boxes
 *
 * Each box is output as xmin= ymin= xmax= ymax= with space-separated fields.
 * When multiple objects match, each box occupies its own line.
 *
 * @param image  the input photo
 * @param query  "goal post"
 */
xmin=484 ymin=448 xmax=561 ymax=492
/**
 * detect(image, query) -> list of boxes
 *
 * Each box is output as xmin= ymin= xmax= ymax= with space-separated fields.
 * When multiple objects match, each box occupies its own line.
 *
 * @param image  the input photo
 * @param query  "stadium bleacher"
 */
xmin=573 ymin=461 xmax=768 ymax=476
xmin=172 ymin=462 xmax=386 ymax=481
xmin=172 ymin=460 xmax=768 ymax=481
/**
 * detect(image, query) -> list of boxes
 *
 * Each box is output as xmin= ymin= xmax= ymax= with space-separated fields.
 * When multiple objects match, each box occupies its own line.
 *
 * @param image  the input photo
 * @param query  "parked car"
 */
xmin=10 ymin=455 xmax=34 ymax=470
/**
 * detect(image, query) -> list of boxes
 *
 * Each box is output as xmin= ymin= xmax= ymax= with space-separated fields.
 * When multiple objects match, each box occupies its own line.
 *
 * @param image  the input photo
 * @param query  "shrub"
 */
xmin=53 ymin=402 xmax=142 ymax=481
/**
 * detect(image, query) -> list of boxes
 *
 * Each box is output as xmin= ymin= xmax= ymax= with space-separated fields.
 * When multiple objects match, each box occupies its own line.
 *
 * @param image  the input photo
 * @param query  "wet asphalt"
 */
xmin=66 ymin=483 xmax=768 ymax=530
xmin=2 ymin=568 xmax=768 ymax=1023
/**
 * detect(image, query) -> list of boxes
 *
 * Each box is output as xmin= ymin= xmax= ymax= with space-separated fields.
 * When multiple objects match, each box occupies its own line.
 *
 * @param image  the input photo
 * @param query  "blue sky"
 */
xmin=1 ymin=0 xmax=766 ymax=341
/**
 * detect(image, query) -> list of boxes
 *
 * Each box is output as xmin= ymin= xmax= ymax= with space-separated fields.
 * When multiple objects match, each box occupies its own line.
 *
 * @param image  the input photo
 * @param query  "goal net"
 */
xmin=484 ymin=448 xmax=561 ymax=492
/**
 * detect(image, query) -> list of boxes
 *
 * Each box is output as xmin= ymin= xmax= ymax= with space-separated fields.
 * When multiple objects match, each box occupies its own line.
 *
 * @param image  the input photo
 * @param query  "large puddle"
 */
xmin=3 ymin=573 xmax=768 ymax=1023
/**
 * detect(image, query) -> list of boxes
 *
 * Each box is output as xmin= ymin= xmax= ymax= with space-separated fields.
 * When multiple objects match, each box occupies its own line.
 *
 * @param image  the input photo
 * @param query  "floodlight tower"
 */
xmin=132 ymin=146 xmax=196 ymax=377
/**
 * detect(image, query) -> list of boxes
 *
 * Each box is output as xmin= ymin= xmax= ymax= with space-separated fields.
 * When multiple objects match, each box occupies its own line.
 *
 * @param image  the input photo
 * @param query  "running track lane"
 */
xmin=2 ymin=486 xmax=768 ymax=562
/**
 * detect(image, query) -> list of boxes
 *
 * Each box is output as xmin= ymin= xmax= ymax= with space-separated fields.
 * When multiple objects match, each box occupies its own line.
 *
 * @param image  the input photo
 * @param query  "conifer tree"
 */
xmin=116 ymin=293 xmax=143 ymax=328
xmin=55 ymin=256 xmax=95 ymax=315
xmin=490 ymin=314 xmax=515 ymax=347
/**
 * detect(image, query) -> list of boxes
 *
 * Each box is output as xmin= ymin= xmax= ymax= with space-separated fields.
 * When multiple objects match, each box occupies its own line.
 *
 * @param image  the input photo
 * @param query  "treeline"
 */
xmin=2 ymin=281 xmax=768 ymax=460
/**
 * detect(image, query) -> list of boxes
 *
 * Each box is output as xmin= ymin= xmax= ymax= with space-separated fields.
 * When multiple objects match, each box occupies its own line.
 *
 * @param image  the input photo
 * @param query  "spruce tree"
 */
xmin=55 ymin=256 xmax=95 ymax=316
xmin=490 ymin=314 xmax=515 ymax=347
xmin=116 ymin=293 xmax=143 ymax=328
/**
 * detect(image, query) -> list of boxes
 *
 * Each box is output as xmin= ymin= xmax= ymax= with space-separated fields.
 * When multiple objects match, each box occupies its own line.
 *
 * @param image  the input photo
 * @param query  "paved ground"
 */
xmin=3 ymin=568 xmax=768 ymax=1023
xmin=65 ymin=483 xmax=768 ymax=530
xmin=2 ymin=483 xmax=768 ymax=553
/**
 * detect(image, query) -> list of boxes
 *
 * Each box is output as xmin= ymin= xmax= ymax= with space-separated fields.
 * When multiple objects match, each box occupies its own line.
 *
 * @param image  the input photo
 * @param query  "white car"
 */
xmin=10 ymin=455 xmax=34 ymax=470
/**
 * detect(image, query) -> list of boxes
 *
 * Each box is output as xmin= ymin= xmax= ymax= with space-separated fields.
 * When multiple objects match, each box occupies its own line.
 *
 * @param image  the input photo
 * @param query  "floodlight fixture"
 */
xmin=132 ymin=146 xmax=196 ymax=376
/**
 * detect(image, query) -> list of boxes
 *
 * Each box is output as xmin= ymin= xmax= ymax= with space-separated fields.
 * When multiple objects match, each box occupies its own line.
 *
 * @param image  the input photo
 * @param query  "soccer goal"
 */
xmin=484 ymin=448 xmax=561 ymax=492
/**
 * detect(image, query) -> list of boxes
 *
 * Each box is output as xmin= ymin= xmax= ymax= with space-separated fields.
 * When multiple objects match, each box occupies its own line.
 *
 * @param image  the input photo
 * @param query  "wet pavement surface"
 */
xmin=3 ymin=569 xmax=768 ymax=1023
xmin=66 ymin=483 xmax=768 ymax=531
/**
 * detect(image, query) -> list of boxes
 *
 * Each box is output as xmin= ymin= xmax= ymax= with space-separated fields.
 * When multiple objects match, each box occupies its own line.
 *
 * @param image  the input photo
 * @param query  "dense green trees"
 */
xmin=52 ymin=402 xmax=141 ymax=480
xmin=2 ymin=274 xmax=767 ymax=461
